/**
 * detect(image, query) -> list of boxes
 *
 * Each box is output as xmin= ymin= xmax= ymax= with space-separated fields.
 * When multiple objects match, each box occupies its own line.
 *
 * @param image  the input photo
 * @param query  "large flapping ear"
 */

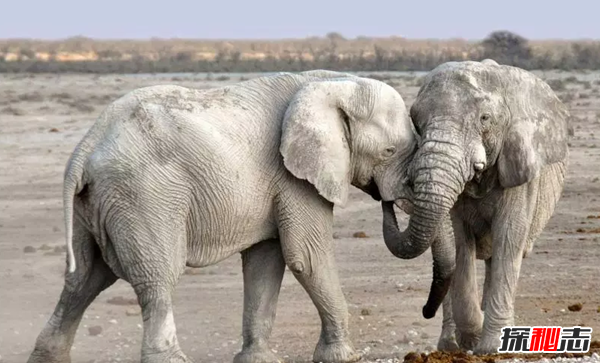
xmin=497 ymin=67 xmax=570 ymax=188
xmin=280 ymin=80 xmax=369 ymax=206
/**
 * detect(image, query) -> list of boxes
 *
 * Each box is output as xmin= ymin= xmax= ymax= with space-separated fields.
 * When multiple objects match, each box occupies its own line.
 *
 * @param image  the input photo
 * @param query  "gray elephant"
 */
xmin=27 ymin=70 xmax=419 ymax=363
xmin=381 ymin=60 xmax=569 ymax=354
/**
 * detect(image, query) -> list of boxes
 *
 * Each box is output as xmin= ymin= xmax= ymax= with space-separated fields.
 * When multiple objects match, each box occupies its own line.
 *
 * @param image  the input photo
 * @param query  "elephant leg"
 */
xmin=450 ymin=216 xmax=483 ymax=351
xmin=437 ymin=296 xmax=459 ymax=351
xmin=135 ymin=287 xmax=189 ymax=363
xmin=234 ymin=239 xmax=285 ymax=363
xmin=116 ymin=222 xmax=190 ymax=363
xmin=286 ymin=251 xmax=359 ymax=363
xmin=28 ymin=222 xmax=117 ymax=363
xmin=277 ymin=188 xmax=360 ymax=363
xmin=475 ymin=191 xmax=530 ymax=355
xmin=481 ymin=258 xmax=492 ymax=312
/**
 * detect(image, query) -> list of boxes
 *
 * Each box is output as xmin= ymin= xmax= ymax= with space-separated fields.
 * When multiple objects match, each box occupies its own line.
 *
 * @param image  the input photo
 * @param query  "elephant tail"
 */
xmin=63 ymin=145 xmax=89 ymax=274
xmin=62 ymin=97 xmax=129 ymax=273
xmin=63 ymin=119 xmax=106 ymax=273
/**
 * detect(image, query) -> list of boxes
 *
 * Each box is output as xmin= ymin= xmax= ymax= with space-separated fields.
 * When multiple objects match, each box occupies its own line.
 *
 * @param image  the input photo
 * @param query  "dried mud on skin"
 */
xmin=402 ymin=341 xmax=600 ymax=363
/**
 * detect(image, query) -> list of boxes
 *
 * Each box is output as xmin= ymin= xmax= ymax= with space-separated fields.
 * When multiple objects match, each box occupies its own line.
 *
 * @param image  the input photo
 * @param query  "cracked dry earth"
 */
xmin=0 ymin=71 xmax=599 ymax=363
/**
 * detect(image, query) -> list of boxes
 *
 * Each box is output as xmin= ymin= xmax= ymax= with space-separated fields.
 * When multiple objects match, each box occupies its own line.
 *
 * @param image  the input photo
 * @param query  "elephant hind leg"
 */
xmin=27 ymin=220 xmax=117 ymax=363
xmin=234 ymin=239 xmax=285 ymax=363
xmin=110 ymin=220 xmax=191 ymax=363
xmin=481 ymin=258 xmax=492 ymax=312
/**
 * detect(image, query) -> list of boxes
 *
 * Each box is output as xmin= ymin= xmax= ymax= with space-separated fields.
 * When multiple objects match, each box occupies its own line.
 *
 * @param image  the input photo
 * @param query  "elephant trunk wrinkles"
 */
xmin=382 ymin=150 xmax=464 ymax=318
xmin=383 ymin=154 xmax=462 ymax=258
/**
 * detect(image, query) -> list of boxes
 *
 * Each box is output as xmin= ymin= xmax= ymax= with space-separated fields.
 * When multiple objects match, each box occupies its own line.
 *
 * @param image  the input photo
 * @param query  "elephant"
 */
xmin=26 ymin=70 xmax=421 ymax=363
xmin=381 ymin=59 xmax=570 ymax=354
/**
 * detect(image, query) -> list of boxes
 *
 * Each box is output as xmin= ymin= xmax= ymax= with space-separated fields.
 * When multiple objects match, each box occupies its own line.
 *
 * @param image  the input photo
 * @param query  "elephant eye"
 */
xmin=383 ymin=146 xmax=397 ymax=157
xmin=480 ymin=113 xmax=492 ymax=122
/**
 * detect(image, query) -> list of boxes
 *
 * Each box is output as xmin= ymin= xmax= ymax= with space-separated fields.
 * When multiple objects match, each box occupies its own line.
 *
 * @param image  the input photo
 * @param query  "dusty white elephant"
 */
xmin=27 ymin=70 xmax=420 ymax=363
xmin=381 ymin=60 xmax=570 ymax=354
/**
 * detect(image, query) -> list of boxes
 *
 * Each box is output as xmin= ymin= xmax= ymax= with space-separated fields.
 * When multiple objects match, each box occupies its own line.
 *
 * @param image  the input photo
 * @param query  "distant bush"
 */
xmin=481 ymin=31 xmax=532 ymax=67
xmin=18 ymin=48 xmax=36 ymax=60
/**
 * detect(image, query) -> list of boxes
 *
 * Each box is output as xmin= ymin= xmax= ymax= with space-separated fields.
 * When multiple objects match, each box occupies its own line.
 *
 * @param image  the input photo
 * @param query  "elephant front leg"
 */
xmin=475 ymin=208 xmax=529 ymax=354
xmin=286 ymin=251 xmax=359 ymax=363
xmin=277 ymin=193 xmax=360 ymax=363
xmin=451 ymin=217 xmax=484 ymax=351
xmin=437 ymin=296 xmax=460 ymax=351
xmin=234 ymin=239 xmax=285 ymax=363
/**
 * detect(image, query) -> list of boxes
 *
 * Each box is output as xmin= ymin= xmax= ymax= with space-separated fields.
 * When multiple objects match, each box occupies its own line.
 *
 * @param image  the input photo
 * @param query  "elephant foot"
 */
xmin=27 ymin=348 xmax=70 ymax=363
xmin=456 ymin=330 xmax=481 ymax=351
xmin=142 ymin=348 xmax=193 ymax=363
xmin=313 ymin=339 xmax=361 ymax=363
xmin=437 ymin=332 xmax=460 ymax=352
xmin=473 ymin=334 xmax=501 ymax=355
xmin=234 ymin=345 xmax=282 ymax=363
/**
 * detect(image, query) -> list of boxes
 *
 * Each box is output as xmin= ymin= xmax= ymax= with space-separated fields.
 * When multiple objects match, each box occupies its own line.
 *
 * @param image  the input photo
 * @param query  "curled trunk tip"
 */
xmin=422 ymin=217 xmax=456 ymax=319
xmin=381 ymin=201 xmax=432 ymax=260
xmin=422 ymin=275 xmax=453 ymax=319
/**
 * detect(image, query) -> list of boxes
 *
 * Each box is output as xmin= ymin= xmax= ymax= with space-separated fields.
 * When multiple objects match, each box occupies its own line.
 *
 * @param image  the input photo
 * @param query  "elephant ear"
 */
xmin=497 ymin=69 xmax=570 ymax=188
xmin=280 ymin=80 xmax=363 ymax=206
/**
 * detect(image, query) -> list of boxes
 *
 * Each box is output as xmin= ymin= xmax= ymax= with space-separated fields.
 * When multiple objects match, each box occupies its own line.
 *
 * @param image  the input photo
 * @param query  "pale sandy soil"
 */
xmin=0 ymin=72 xmax=598 ymax=363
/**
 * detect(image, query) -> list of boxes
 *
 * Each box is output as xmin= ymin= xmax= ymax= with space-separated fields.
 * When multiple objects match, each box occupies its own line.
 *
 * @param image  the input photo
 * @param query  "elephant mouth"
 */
xmin=360 ymin=178 xmax=382 ymax=201
xmin=474 ymin=170 xmax=484 ymax=183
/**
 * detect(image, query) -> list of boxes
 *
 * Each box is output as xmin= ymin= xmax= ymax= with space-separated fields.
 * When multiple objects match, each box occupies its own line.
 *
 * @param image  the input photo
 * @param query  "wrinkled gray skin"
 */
xmin=26 ymin=70 xmax=418 ymax=363
xmin=382 ymin=60 xmax=569 ymax=354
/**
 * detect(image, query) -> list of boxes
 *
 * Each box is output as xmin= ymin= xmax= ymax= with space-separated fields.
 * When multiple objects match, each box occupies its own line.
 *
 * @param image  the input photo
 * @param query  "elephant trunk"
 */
xmin=382 ymin=148 xmax=465 ymax=318
xmin=422 ymin=216 xmax=456 ymax=319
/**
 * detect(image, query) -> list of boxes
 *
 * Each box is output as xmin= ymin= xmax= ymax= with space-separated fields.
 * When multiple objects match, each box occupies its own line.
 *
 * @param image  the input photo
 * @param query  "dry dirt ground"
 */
xmin=0 ymin=71 xmax=599 ymax=363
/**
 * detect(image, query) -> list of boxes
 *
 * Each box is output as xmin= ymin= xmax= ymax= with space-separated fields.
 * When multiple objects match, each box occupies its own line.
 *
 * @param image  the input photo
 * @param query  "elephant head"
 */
xmin=280 ymin=73 xmax=417 ymax=207
xmin=382 ymin=61 xmax=569 ymax=318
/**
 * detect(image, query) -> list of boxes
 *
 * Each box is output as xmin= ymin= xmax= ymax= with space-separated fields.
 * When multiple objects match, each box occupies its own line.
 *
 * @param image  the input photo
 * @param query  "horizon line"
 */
xmin=2 ymin=35 xmax=600 ymax=42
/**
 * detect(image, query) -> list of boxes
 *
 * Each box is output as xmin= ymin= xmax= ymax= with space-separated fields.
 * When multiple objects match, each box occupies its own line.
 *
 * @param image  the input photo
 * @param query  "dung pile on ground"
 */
xmin=402 ymin=340 xmax=600 ymax=363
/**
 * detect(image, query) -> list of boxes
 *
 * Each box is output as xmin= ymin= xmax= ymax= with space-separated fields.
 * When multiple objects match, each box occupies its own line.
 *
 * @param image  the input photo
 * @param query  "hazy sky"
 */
xmin=1 ymin=0 xmax=597 ymax=40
